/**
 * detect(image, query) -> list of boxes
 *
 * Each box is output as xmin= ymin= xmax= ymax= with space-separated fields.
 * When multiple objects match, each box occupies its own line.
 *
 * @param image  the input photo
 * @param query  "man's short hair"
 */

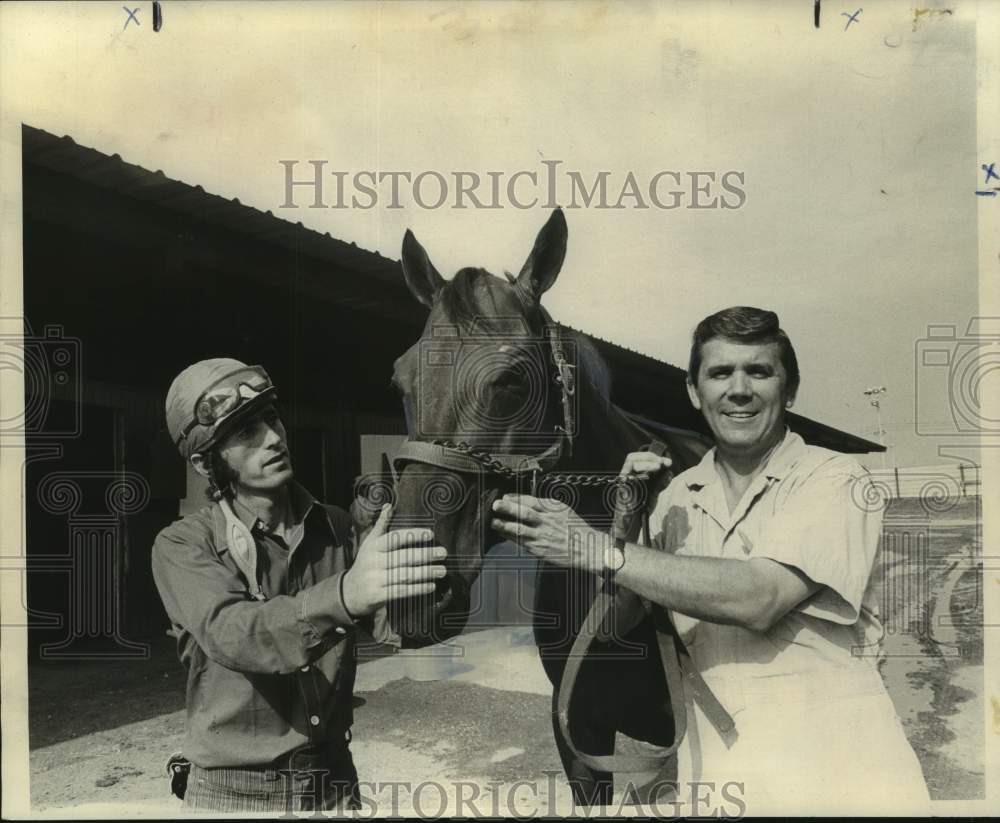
xmin=204 ymin=448 xmax=238 ymax=502
xmin=688 ymin=306 xmax=800 ymax=396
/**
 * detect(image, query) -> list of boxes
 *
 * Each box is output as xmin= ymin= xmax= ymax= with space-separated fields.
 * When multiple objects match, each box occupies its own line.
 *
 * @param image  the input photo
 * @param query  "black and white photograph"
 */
xmin=0 ymin=1 xmax=996 ymax=817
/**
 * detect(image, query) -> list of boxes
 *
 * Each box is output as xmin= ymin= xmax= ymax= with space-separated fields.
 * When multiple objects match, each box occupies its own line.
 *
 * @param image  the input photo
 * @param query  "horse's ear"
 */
xmin=401 ymin=229 xmax=445 ymax=308
xmin=516 ymin=209 xmax=567 ymax=301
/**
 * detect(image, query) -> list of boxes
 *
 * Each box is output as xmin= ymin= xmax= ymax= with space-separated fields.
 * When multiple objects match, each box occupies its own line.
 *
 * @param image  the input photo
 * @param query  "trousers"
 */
xmin=183 ymin=742 xmax=361 ymax=812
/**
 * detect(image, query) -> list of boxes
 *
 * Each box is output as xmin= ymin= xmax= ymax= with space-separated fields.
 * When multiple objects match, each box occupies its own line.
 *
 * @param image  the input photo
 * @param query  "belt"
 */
xmin=187 ymin=735 xmax=360 ymax=813
xmin=272 ymin=730 xmax=353 ymax=773
xmin=195 ymin=733 xmax=353 ymax=779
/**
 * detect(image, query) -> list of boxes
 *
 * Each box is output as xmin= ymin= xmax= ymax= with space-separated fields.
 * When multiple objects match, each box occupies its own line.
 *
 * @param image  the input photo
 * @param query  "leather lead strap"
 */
xmin=553 ymin=443 xmax=734 ymax=786
xmin=556 ymin=586 xmax=689 ymax=774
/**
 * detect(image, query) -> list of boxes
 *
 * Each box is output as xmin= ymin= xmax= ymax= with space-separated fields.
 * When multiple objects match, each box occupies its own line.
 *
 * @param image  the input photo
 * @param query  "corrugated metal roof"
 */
xmin=22 ymin=125 xmax=400 ymax=284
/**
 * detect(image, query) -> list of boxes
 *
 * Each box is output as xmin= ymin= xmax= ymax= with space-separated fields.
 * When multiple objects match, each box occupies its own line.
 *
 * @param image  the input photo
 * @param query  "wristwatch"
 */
xmin=602 ymin=534 xmax=627 ymax=578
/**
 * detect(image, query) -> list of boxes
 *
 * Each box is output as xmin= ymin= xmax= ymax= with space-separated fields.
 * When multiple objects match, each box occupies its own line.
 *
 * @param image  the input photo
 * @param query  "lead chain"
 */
xmin=433 ymin=439 xmax=628 ymax=488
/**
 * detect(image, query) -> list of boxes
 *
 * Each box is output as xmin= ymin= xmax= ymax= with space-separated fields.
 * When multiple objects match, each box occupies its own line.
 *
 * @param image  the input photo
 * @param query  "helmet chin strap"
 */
xmin=218 ymin=497 xmax=266 ymax=601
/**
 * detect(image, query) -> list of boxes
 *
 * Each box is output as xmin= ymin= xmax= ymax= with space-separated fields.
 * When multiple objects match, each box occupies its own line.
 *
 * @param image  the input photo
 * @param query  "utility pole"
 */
xmin=863 ymin=386 xmax=888 ymax=471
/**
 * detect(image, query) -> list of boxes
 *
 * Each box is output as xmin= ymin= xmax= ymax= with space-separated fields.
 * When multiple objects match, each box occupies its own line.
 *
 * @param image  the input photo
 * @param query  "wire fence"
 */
xmin=867 ymin=463 xmax=980 ymax=500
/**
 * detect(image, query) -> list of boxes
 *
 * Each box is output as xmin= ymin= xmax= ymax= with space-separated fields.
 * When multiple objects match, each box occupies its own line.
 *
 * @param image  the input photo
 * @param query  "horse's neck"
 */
xmin=559 ymin=369 xmax=710 ymax=477
xmin=560 ymin=379 xmax=647 ymax=475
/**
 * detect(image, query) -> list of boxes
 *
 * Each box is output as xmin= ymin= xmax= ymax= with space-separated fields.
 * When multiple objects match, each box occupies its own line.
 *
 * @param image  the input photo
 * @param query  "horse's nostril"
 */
xmin=434 ymin=575 xmax=452 ymax=604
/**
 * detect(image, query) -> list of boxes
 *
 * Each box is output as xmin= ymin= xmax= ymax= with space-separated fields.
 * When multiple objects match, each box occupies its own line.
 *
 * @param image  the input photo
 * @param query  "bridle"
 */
xmin=392 ymin=307 xmax=625 ymax=496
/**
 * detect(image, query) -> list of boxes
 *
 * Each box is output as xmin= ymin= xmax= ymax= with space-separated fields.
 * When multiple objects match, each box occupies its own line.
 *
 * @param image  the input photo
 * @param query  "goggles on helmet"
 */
xmin=179 ymin=366 xmax=275 ymax=441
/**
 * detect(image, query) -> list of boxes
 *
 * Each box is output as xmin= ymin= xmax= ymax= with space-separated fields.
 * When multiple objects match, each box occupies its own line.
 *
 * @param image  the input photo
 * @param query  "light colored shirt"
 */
xmin=650 ymin=428 xmax=885 ymax=688
xmin=637 ymin=428 xmax=929 ymax=813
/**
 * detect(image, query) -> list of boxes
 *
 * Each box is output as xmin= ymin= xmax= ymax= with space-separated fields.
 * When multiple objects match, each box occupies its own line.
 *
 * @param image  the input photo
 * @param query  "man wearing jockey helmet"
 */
xmin=152 ymin=358 xmax=445 ymax=812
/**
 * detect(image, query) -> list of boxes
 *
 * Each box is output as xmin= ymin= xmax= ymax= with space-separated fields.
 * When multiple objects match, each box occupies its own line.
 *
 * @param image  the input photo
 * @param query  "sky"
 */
xmin=0 ymin=0 xmax=985 ymax=468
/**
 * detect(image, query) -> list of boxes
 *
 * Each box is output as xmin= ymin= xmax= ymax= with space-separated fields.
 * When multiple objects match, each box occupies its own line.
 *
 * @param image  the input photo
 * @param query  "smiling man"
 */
xmin=152 ymin=358 xmax=445 ymax=812
xmin=492 ymin=307 xmax=929 ymax=813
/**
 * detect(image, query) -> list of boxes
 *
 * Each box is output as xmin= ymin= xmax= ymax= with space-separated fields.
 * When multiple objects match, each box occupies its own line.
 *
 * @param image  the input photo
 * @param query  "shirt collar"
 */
xmin=684 ymin=427 xmax=806 ymax=490
xmin=683 ymin=446 xmax=721 ymax=490
xmin=230 ymin=481 xmax=318 ymax=534
xmin=757 ymin=428 xmax=807 ymax=481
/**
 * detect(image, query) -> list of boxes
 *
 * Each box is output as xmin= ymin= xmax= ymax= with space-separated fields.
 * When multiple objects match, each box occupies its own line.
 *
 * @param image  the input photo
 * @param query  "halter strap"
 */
xmin=393 ymin=309 xmax=574 ymax=485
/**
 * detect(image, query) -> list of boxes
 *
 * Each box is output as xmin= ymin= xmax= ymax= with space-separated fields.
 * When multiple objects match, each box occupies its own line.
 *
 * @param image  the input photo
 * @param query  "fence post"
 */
xmin=894 ymin=466 xmax=901 ymax=498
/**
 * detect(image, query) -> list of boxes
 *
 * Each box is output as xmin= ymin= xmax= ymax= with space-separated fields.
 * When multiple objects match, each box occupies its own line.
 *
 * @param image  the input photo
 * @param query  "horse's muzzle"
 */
xmin=385 ymin=574 xmax=471 ymax=648
xmin=383 ymin=465 xmax=501 ymax=647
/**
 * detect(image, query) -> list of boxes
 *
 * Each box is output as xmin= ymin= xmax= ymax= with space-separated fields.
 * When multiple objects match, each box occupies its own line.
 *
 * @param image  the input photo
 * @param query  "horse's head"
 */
xmin=386 ymin=210 xmax=569 ymax=645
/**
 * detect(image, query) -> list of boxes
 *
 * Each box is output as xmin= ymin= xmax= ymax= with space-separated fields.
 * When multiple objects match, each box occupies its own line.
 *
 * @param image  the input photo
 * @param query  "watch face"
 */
xmin=605 ymin=542 xmax=626 ymax=573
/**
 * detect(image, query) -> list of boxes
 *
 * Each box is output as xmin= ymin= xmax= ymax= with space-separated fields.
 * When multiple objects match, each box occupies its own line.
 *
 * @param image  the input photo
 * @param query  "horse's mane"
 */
xmin=437 ymin=268 xmax=613 ymax=405
xmin=567 ymin=330 xmax=613 ymax=407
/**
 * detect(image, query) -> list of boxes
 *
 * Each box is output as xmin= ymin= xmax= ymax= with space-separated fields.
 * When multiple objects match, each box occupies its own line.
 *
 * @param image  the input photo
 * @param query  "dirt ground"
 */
xmin=24 ymin=496 xmax=985 ymax=815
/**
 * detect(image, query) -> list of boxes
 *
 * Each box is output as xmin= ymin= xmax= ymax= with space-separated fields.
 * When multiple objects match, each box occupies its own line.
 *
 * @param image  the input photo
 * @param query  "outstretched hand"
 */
xmin=491 ymin=494 xmax=607 ymax=573
xmin=342 ymin=504 xmax=447 ymax=617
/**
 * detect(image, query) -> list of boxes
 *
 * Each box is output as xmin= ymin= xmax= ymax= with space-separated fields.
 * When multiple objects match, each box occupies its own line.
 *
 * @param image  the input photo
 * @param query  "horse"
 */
xmin=383 ymin=209 xmax=712 ymax=804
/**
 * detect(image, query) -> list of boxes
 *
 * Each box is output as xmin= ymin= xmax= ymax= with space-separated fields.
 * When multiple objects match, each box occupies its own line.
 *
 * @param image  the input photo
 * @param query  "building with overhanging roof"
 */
xmin=18 ymin=124 xmax=883 ymax=652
